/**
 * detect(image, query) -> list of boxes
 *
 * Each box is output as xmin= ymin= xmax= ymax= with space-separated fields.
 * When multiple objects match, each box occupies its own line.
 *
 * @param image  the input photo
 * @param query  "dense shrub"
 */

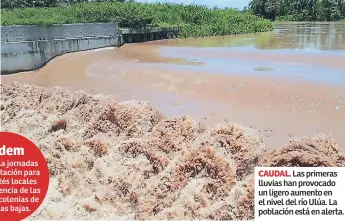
xmin=1 ymin=2 xmax=274 ymax=38
xmin=249 ymin=0 xmax=345 ymax=21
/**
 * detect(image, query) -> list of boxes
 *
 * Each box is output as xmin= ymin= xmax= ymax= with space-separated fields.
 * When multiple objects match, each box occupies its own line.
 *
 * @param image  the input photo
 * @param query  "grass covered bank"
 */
xmin=1 ymin=2 xmax=274 ymax=38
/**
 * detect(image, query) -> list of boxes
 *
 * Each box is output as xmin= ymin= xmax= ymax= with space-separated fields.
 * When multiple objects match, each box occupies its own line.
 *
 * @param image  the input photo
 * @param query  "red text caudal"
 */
xmin=258 ymin=170 xmax=291 ymax=177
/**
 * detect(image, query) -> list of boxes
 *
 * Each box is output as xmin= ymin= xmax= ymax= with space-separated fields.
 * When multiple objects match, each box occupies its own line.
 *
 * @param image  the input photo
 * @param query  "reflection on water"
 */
xmin=151 ymin=21 xmax=345 ymax=51
xmin=261 ymin=22 xmax=345 ymax=51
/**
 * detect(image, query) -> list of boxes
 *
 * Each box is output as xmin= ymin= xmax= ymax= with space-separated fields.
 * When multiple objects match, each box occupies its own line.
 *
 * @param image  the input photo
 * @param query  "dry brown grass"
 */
xmin=1 ymin=81 xmax=344 ymax=220
xmin=259 ymin=135 xmax=345 ymax=167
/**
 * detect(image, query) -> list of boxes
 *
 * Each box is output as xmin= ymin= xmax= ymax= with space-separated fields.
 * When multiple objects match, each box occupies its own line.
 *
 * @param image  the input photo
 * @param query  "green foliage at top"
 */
xmin=249 ymin=0 xmax=345 ymax=21
xmin=1 ymin=0 xmax=134 ymax=9
xmin=1 ymin=2 xmax=274 ymax=38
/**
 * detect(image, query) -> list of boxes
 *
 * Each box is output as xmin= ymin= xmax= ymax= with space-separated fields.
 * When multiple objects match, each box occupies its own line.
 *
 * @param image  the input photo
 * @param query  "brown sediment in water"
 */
xmin=3 ymin=38 xmax=345 ymax=150
xmin=1 ymin=81 xmax=344 ymax=220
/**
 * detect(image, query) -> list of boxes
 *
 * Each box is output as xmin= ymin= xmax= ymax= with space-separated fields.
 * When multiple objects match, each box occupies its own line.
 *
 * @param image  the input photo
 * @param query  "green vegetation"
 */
xmin=1 ymin=2 xmax=274 ymax=38
xmin=0 ymin=0 xmax=134 ymax=9
xmin=249 ymin=0 xmax=345 ymax=21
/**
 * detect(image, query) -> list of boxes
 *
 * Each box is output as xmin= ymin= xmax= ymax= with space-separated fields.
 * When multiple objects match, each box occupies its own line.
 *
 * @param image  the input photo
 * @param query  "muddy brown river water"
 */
xmin=2 ymin=21 xmax=345 ymax=149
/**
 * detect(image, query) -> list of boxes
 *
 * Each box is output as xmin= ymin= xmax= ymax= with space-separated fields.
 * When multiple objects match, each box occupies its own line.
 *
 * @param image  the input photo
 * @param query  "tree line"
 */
xmin=249 ymin=0 xmax=345 ymax=21
xmin=1 ymin=0 xmax=133 ymax=9
xmin=3 ymin=0 xmax=344 ymax=21
xmin=1 ymin=2 xmax=274 ymax=38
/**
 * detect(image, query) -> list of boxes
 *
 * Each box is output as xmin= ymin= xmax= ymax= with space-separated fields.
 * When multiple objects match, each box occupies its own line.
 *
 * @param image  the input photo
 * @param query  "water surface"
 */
xmin=3 ymin=21 xmax=345 ymax=149
xmin=143 ymin=21 xmax=345 ymax=86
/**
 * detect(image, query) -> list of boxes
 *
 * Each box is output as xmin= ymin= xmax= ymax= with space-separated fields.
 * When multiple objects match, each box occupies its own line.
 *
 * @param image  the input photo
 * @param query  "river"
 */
xmin=3 ymin=21 xmax=345 ymax=149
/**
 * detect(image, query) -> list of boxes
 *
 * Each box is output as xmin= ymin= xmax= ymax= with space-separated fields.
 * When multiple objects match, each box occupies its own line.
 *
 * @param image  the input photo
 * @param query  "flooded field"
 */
xmin=2 ymin=21 xmax=345 ymax=149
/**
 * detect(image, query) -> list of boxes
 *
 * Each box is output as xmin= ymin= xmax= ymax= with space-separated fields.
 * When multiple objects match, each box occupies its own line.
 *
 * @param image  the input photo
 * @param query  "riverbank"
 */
xmin=1 ymin=20 xmax=344 ymax=220
xmin=1 ymin=2 xmax=274 ymax=38
xmin=1 ymin=81 xmax=344 ymax=220
xmin=1 ymin=22 xmax=180 ymax=74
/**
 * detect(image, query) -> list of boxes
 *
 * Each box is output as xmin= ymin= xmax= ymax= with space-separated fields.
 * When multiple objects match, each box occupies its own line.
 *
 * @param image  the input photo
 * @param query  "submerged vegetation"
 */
xmin=1 ymin=2 xmax=274 ymax=38
xmin=249 ymin=0 xmax=345 ymax=21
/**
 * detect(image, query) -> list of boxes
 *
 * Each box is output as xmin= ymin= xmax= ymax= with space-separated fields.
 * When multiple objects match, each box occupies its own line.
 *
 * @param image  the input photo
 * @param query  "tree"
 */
xmin=249 ymin=0 xmax=345 ymax=21
xmin=249 ymin=0 xmax=281 ymax=20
